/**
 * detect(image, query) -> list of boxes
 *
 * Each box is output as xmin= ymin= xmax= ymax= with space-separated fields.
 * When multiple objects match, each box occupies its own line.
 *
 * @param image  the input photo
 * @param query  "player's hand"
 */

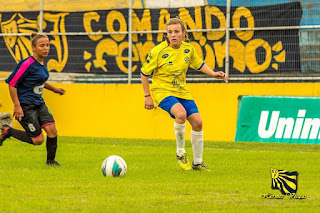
xmin=13 ymin=105 xmax=24 ymax=121
xmin=214 ymin=71 xmax=227 ymax=81
xmin=55 ymin=88 xmax=66 ymax=95
xmin=144 ymin=96 xmax=154 ymax=110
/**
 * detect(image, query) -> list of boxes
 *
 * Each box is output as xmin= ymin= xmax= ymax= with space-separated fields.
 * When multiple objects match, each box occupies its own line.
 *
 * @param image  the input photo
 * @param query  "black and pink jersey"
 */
xmin=5 ymin=56 xmax=49 ymax=105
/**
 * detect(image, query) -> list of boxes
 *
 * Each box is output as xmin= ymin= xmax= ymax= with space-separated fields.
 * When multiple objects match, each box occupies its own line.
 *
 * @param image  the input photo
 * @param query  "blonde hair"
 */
xmin=30 ymin=32 xmax=49 ymax=47
xmin=164 ymin=17 xmax=190 ymax=43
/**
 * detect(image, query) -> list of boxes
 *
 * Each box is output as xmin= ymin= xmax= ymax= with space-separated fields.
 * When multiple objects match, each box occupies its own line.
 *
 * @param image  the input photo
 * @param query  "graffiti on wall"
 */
xmin=0 ymin=2 xmax=302 ymax=75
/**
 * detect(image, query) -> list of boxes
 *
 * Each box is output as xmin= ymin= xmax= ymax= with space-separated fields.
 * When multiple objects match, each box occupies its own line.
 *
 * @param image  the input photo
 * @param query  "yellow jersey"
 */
xmin=140 ymin=40 xmax=204 ymax=105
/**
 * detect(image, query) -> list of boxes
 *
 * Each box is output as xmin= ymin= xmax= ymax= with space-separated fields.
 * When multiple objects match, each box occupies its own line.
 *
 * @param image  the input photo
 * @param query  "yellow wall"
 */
xmin=1 ymin=82 xmax=320 ymax=141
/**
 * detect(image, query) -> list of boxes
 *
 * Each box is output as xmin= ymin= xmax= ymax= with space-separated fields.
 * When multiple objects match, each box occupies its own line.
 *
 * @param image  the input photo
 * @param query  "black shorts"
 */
xmin=19 ymin=103 xmax=55 ymax=138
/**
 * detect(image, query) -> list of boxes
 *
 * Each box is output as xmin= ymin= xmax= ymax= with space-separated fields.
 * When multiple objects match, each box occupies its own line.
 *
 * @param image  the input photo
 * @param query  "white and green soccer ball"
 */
xmin=101 ymin=155 xmax=127 ymax=177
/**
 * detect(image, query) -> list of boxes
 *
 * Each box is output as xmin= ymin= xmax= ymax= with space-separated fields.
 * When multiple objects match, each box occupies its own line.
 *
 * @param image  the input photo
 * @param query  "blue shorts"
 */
xmin=158 ymin=96 xmax=199 ymax=119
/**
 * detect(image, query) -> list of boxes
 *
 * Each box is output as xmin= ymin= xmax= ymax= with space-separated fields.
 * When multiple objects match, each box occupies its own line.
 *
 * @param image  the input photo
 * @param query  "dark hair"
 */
xmin=30 ymin=33 xmax=49 ymax=47
xmin=164 ymin=17 xmax=190 ymax=43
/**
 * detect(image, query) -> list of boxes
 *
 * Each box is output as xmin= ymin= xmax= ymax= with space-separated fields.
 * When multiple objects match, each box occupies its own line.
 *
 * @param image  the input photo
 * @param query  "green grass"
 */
xmin=0 ymin=137 xmax=319 ymax=212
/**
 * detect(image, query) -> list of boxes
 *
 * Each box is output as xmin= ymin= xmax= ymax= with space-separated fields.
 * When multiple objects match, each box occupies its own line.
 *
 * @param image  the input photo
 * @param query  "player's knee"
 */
xmin=32 ymin=136 xmax=45 ymax=145
xmin=49 ymin=130 xmax=58 ymax=138
xmin=46 ymin=128 xmax=57 ymax=138
xmin=175 ymin=110 xmax=187 ymax=123
xmin=192 ymin=119 xmax=203 ymax=131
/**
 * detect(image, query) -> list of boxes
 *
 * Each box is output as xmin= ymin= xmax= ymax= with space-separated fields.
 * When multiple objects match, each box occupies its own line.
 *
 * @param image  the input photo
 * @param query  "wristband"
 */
xmin=144 ymin=94 xmax=151 ymax=97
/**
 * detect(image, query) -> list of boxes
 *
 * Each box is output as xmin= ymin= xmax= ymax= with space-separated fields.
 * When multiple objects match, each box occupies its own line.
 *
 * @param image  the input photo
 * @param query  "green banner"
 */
xmin=235 ymin=96 xmax=320 ymax=144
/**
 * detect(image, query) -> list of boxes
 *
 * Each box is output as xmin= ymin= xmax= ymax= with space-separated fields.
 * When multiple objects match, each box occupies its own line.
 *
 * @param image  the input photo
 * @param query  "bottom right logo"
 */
xmin=271 ymin=168 xmax=298 ymax=194
xmin=261 ymin=168 xmax=307 ymax=199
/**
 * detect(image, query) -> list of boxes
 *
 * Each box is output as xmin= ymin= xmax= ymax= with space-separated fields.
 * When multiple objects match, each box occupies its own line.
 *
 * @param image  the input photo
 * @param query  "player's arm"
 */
xmin=8 ymin=85 xmax=23 ymax=121
xmin=199 ymin=63 xmax=227 ymax=81
xmin=44 ymin=82 xmax=66 ymax=95
xmin=140 ymin=47 xmax=158 ymax=110
xmin=140 ymin=73 xmax=154 ymax=110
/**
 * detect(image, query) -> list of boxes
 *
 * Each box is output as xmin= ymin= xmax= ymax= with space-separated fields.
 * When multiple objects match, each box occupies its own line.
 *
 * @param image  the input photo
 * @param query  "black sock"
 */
xmin=8 ymin=128 xmax=33 ymax=144
xmin=46 ymin=136 xmax=58 ymax=161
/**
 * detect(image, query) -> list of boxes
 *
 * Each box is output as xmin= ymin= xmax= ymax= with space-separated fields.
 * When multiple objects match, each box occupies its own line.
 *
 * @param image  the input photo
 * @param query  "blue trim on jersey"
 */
xmin=198 ymin=62 xmax=205 ymax=70
xmin=140 ymin=70 xmax=150 ymax=77
xmin=158 ymin=96 xmax=199 ymax=119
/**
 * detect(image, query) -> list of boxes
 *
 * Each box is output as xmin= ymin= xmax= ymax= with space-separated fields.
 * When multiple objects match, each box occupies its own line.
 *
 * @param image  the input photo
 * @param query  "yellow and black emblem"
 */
xmin=271 ymin=168 xmax=298 ymax=195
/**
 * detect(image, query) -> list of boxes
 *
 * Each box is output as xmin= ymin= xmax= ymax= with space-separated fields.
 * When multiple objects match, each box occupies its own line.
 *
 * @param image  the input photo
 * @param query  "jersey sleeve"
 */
xmin=5 ymin=57 xmax=35 ymax=87
xmin=140 ymin=48 xmax=158 ymax=76
xmin=5 ymin=63 xmax=24 ymax=88
xmin=190 ymin=46 xmax=204 ymax=70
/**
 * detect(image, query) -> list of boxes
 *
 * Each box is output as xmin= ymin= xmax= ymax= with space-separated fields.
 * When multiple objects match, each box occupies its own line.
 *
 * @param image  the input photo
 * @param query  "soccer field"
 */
xmin=0 ymin=137 xmax=319 ymax=212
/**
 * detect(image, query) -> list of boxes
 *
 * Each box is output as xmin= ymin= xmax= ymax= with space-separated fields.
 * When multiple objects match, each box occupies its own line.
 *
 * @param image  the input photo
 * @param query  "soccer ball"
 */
xmin=101 ymin=155 xmax=127 ymax=177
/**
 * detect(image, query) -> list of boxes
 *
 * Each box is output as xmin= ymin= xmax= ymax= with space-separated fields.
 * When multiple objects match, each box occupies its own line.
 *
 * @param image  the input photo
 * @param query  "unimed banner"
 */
xmin=0 ymin=2 xmax=302 ymax=75
xmin=235 ymin=96 xmax=320 ymax=144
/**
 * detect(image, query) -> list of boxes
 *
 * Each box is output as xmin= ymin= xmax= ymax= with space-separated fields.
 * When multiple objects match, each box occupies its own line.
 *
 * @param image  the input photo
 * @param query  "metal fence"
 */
xmin=0 ymin=0 xmax=320 ymax=83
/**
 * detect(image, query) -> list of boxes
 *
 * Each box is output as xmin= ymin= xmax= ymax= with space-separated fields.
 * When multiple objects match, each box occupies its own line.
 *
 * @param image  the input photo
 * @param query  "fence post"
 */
xmin=39 ymin=0 xmax=44 ymax=33
xmin=128 ymin=0 xmax=133 ymax=84
xmin=225 ymin=0 xmax=231 ymax=83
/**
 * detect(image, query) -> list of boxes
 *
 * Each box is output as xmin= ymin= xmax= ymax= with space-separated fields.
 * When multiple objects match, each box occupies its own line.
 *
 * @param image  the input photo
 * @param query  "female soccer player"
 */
xmin=140 ymin=17 xmax=226 ymax=171
xmin=0 ymin=33 xmax=65 ymax=166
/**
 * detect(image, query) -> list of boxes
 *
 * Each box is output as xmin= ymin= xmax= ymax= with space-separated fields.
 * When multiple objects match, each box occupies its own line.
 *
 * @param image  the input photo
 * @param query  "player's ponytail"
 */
xmin=164 ymin=16 xmax=190 ymax=44
xmin=30 ymin=32 xmax=49 ymax=47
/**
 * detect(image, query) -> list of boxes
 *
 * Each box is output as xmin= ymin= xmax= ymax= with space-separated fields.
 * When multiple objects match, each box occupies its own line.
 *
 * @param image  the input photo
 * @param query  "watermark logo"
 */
xmin=260 ymin=168 xmax=307 ymax=199
xmin=271 ymin=168 xmax=298 ymax=194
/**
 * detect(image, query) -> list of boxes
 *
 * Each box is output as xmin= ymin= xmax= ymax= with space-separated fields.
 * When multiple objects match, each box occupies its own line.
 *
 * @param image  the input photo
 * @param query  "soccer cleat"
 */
xmin=177 ymin=153 xmax=192 ymax=171
xmin=0 ymin=124 xmax=10 ymax=146
xmin=46 ymin=160 xmax=62 ymax=166
xmin=192 ymin=161 xmax=210 ymax=171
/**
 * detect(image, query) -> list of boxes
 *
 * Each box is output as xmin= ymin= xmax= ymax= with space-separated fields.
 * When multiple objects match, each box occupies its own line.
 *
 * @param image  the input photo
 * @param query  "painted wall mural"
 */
xmin=0 ymin=2 xmax=302 ymax=76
